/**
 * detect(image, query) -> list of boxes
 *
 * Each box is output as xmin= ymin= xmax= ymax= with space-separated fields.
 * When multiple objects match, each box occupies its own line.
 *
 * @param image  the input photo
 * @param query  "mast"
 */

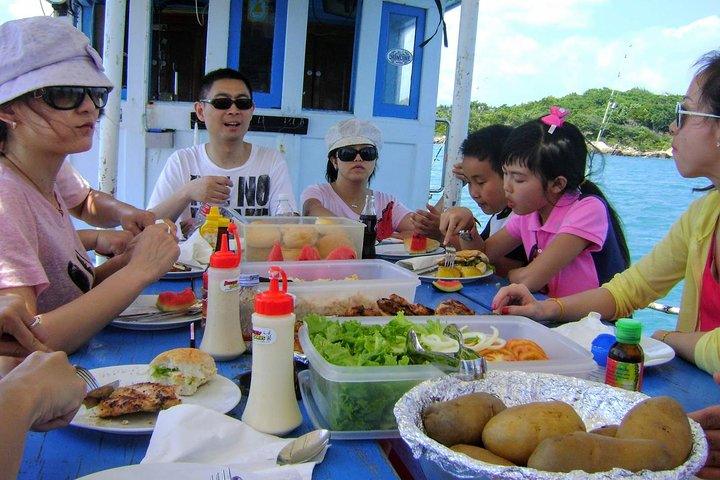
xmin=441 ymin=0 xmax=479 ymax=211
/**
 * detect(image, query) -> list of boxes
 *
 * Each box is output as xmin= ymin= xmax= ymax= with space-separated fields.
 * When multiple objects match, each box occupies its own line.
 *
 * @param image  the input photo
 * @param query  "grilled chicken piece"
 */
xmin=343 ymin=305 xmax=387 ymax=316
xmin=434 ymin=299 xmax=475 ymax=316
xmin=407 ymin=303 xmax=435 ymax=316
xmin=95 ymin=382 xmax=181 ymax=418
xmin=388 ymin=294 xmax=413 ymax=308
xmin=377 ymin=297 xmax=410 ymax=315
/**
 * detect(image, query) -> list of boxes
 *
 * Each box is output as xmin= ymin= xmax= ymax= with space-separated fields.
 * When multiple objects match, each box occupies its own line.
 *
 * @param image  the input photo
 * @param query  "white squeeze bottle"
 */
xmin=242 ymin=266 xmax=302 ymax=434
xmin=200 ymin=224 xmax=246 ymax=360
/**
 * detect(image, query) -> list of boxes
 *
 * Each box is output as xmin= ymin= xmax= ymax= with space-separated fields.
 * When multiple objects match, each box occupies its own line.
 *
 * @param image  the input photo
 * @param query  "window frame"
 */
xmin=373 ymin=2 xmax=426 ymax=119
xmin=228 ymin=0 xmax=288 ymax=109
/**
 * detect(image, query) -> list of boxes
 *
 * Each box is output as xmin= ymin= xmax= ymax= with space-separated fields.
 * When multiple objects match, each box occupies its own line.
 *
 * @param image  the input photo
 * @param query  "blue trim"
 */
xmin=80 ymin=4 xmax=94 ymax=40
xmin=373 ymin=2 xmax=426 ymax=119
xmin=227 ymin=0 xmax=287 ymax=109
xmin=348 ymin=2 xmax=363 ymax=111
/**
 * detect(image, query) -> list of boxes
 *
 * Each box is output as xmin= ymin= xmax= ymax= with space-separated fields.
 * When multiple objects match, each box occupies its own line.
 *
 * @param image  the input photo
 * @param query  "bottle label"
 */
xmin=605 ymin=358 xmax=644 ymax=391
xmin=220 ymin=278 xmax=240 ymax=293
xmin=252 ymin=326 xmax=276 ymax=344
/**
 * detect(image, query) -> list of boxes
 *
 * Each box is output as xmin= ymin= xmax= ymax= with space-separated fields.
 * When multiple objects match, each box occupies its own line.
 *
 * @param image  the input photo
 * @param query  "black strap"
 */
xmin=419 ymin=0 xmax=448 ymax=48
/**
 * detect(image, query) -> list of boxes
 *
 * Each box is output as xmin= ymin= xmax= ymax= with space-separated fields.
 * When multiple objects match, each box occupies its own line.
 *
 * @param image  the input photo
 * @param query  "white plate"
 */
xmin=375 ymin=242 xmax=444 ymax=259
xmin=161 ymin=265 xmax=204 ymax=280
xmin=641 ymin=335 xmax=676 ymax=367
xmin=78 ymin=463 xmax=238 ymax=480
xmin=70 ymin=364 xmax=240 ymax=435
xmin=418 ymin=268 xmax=494 ymax=283
xmin=111 ymin=295 xmax=200 ymax=331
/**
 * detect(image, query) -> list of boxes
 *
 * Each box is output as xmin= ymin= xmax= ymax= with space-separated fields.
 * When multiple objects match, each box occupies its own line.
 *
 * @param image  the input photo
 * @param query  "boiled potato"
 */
xmin=527 ymin=432 xmax=675 ymax=473
xmin=451 ymin=444 xmax=515 ymax=466
xmin=423 ymin=393 xmax=506 ymax=447
xmin=616 ymin=396 xmax=692 ymax=467
xmin=589 ymin=424 xmax=618 ymax=437
xmin=482 ymin=401 xmax=585 ymax=465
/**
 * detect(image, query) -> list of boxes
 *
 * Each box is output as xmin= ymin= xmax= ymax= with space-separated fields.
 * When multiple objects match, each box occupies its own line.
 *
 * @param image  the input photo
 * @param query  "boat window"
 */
xmin=373 ymin=2 xmax=426 ymax=119
xmin=302 ymin=0 xmax=358 ymax=111
xmin=228 ymin=0 xmax=288 ymax=109
xmin=149 ymin=1 xmax=209 ymax=102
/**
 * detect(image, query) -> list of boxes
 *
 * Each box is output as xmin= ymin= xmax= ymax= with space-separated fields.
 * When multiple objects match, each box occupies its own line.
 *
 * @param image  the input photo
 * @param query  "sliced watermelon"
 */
xmin=156 ymin=287 xmax=197 ymax=312
xmin=409 ymin=233 xmax=429 ymax=254
xmin=326 ymin=245 xmax=357 ymax=260
xmin=376 ymin=201 xmax=394 ymax=241
xmin=267 ymin=241 xmax=284 ymax=261
xmin=298 ymin=245 xmax=321 ymax=261
xmin=432 ymin=279 xmax=463 ymax=292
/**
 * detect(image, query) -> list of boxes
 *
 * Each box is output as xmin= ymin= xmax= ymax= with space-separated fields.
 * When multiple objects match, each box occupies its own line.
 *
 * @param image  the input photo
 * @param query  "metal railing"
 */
xmin=429 ymin=118 xmax=451 ymax=194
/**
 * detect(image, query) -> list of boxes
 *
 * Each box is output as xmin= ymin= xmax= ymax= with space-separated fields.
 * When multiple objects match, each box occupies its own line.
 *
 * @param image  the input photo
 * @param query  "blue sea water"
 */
xmin=429 ymin=150 xmax=707 ymax=335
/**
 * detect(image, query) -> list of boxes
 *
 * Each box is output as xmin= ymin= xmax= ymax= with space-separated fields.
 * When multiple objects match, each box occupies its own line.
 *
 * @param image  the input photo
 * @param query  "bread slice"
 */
xmin=149 ymin=348 xmax=217 ymax=395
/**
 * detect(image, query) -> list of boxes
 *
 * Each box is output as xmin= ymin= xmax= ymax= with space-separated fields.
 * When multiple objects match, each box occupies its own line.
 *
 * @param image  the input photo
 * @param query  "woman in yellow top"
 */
xmin=492 ymin=50 xmax=720 ymax=375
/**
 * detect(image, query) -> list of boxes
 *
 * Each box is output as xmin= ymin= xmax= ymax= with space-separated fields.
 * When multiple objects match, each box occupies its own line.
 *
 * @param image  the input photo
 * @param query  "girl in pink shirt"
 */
xmin=441 ymin=107 xmax=629 ymax=297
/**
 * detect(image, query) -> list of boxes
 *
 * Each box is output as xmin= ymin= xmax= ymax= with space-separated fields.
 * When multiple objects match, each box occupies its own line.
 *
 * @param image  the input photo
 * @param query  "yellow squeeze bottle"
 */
xmin=200 ymin=206 xmax=221 ymax=248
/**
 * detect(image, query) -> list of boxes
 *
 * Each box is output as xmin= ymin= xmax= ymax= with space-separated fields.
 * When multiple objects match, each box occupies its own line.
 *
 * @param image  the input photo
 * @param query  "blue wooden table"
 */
xmin=17 ymin=278 xmax=720 ymax=479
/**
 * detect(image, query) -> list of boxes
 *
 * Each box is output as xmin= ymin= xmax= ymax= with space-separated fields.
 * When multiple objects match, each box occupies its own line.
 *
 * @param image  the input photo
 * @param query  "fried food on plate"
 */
xmin=506 ymin=339 xmax=549 ymax=360
xmin=435 ymin=299 xmax=475 ymax=316
xmin=95 ymin=382 xmax=181 ymax=418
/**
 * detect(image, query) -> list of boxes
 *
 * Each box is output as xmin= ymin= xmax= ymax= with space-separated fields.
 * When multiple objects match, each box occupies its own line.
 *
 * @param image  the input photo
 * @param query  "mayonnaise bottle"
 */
xmin=242 ymin=267 xmax=302 ymax=435
xmin=200 ymin=223 xmax=246 ymax=360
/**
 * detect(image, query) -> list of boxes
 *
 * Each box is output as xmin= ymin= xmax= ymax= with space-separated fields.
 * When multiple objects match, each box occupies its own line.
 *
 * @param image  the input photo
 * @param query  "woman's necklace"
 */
xmin=0 ymin=151 xmax=63 ymax=215
xmin=331 ymin=183 xmax=369 ymax=210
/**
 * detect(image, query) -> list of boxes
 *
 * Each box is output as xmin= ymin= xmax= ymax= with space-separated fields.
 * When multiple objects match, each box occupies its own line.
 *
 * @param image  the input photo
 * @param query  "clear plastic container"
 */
xmin=241 ymin=259 xmax=420 ymax=318
xmin=298 ymin=315 xmax=596 ymax=432
xmin=241 ymin=216 xmax=364 ymax=261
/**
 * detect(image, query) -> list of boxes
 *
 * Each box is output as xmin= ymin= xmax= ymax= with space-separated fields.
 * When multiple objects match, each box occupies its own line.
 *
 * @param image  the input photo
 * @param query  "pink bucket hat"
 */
xmin=325 ymin=119 xmax=383 ymax=153
xmin=0 ymin=16 xmax=113 ymax=106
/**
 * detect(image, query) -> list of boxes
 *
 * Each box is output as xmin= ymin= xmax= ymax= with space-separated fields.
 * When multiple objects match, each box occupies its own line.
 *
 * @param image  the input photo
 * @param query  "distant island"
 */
xmin=436 ymin=87 xmax=680 ymax=157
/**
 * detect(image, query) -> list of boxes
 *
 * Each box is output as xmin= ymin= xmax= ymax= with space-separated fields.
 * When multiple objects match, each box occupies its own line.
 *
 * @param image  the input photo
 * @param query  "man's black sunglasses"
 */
xmin=200 ymin=97 xmax=254 ymax=110
xmin=336 ymin=146 xmax=379 ymax=162
xmin=33 ymin=86 xmax=110 ymax=110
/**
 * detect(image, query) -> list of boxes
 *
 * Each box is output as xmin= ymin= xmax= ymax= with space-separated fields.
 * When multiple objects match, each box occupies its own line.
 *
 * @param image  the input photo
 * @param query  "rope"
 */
xmin=646 ymin=302 xmax=680 ymax=315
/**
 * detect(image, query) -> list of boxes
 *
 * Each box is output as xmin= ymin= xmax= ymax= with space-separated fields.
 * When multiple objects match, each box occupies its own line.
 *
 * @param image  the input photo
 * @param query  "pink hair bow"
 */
xmin=541 ymin=106 xmax=569 ymax=134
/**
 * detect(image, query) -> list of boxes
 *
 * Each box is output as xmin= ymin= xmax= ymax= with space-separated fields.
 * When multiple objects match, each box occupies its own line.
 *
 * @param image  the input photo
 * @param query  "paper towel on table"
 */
xmin=552 ymin=312 xmax=614 ymax=350
xmin=396 ymin=254 xmax=444 ymax=272
xmin=142 ymin=404 xmax=325 ymax=480
xmin=178 ymin=229 xmax=212 ymax=268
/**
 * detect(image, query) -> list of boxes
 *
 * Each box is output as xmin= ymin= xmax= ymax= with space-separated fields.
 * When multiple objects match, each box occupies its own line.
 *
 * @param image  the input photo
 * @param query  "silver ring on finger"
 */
xmin=29 ymin=315 xmax=42 ymax=329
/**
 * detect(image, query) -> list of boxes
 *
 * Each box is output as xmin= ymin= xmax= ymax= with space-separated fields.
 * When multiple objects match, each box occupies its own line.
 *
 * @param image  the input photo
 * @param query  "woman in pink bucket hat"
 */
xmin=0 ymin=16 xmax=179 ymax=356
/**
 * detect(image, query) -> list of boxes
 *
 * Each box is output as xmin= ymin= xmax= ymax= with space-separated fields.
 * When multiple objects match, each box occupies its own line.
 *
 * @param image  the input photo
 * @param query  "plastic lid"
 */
xmin=217 ymin=216 xmax=230 ymax=227
xmin=206 ymin=205 xmax=221 ymax=219
xmin=239 ymin=273 xmax=260 ymax=287
xmin=615 ymin=318 xmax=642 ymax=344
xmin=591 ymin=333 xmax=616 ymax=367
xmin=254 ymin=267 xmax=293 ymax=315
xmin=210 ymin=231 xmax=240 ymax=268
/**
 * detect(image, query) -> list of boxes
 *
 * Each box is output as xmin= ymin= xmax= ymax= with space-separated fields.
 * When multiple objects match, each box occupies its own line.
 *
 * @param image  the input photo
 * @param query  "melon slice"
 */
xmin=156 ymin=287 xmax=197 ymax=312
xmin=267 ymin=241 xmax=284 ymax=261
xmin=403 ymin=234 xmax=440 ymax=254
xmin=326 ymin=245 xmax=357 ymax=260
xmin=432 ymin=279 xmax=463 ymax=292
xmin=298 ymin=245 xmax=321 ymax=261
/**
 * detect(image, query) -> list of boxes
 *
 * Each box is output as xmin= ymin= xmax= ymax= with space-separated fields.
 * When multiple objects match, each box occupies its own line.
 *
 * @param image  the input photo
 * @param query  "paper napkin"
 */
xmin=396 ymin=254 xmax=444 ymax=273
xmin=177 ymin=230 xmax=212 ymax=268
xmin=142 ymin=404 xmax=325 ymax=480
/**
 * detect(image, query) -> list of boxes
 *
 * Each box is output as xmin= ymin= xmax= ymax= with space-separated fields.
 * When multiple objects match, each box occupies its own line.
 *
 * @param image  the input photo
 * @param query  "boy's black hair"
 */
xmin=325 ymin=149 xmax=377 ymax=183
xmin=460 ymin=124 xmax=513 ymax=175
xmin=199 ymin=68 xmax=254 ymax=100
xmin=502 ymin=118 xmax=631 ymax=267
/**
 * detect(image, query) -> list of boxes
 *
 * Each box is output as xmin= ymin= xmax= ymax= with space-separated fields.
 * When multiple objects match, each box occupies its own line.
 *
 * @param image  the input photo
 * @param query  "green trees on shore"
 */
xmin=436 ymin=88 xmax=681 ymax=152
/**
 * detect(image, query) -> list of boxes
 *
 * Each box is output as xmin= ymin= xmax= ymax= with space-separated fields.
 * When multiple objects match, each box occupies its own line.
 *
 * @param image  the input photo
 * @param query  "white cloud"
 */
xmin=438 ymin=2 xmax=720 ymax=106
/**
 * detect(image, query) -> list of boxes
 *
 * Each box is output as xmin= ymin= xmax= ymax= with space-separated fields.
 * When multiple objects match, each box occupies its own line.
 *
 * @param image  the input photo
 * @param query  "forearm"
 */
xmin=149 ymin=187 xmax=191 ymax=222
xmin=76 ymin=230 xmax=99 ymax=251
xmin=0 ymin=384 xmax=35 ymax=480
xmin=655 ymin=331 xmax=705 ymax=364
xmin=92 ymin=255 xmax=129 ymax=284
xmin=74 ymin=189 xmax=138 ymax=228
xmin=538 ymin=287 xmax=617 ymax=323
xmin=303 ymin=199 xmax=336 ymax=217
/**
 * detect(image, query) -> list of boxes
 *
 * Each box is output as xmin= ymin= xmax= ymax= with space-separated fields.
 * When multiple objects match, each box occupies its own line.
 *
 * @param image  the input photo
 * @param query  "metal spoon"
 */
xmin=276 ymin=429 xmax=330 ymax=465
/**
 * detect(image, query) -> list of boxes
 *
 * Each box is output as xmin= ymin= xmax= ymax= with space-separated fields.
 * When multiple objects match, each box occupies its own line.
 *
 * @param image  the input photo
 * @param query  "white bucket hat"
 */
xmin=0 ymin=16 xmax=113 ymax=106
xmin=325 ymin=119 xmax=383 ymax=153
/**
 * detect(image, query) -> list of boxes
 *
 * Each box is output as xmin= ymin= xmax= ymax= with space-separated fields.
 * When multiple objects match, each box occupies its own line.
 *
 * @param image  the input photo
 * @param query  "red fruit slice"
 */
xmin=298 ymin=245 xmax=321 ymax=261
xmin=432 ymin=279 xmax=463 ymax=292
xmin=376 ymin=201 xmax=394 ymax=241
xmin=156 ymin=287 xmax=197 ymax=312
xmin=409 ymin=234 xmax=429 ymax=254
xmin=267 ymin=241 xmax=284 ymax=261
xmin=326 ymin=245 xmax=358 ymax=260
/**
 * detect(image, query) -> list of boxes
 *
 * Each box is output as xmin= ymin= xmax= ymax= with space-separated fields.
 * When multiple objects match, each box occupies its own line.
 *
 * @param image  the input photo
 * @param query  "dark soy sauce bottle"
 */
xmin=359 ymin=192 xmax=377 ymax=259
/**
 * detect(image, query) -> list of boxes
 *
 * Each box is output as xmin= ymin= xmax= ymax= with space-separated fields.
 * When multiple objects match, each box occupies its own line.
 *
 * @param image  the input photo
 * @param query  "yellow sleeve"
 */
xmin=603 ymin=204 xmax=691 ymax=318
xmin=695 ymin=330 xmax=720 ymax=374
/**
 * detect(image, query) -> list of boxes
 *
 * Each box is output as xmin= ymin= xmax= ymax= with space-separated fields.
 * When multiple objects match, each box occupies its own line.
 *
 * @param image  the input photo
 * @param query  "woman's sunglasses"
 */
xmin=336 ymin=146 xmax=379 ymax=162
xmin=675 ymin=102 xmax=720 ymax=129
xmin=201 ymin=97 xmax=254 ymax=110
xmin=33 ymin=86 xmax=110 ymax=110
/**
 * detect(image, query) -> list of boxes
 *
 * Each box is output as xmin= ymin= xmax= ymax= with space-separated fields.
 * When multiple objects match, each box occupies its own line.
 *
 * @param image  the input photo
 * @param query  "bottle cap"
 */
xmin=218 ymin=216 xmax=230 ymax=228
xmin=254 ymin=267 xmax=293 ymax=315
xmin=590 ymin=333 xmax=616 ymax=366
xmin=614 ymin=318 xmax=642 ymax=344
xmin=210 ymin=224 xmax=241 ymax=268
xmin=207 ymin=206 xmax=221 ymax=220
xmin=239 ymin=273 xmax=260 ymax=287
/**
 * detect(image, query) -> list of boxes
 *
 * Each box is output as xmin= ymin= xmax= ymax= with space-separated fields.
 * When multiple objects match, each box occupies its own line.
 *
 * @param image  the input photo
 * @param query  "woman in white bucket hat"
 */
xmin=0 ymin=16 xmax=178 ymax=355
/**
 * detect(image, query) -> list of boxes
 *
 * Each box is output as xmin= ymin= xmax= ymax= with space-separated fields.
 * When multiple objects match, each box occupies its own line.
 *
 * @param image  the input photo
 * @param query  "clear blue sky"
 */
xmin=438 ymin=0 xmax=720 ymax=106
xmin=2 ymin=0 xmax=717 ymax=107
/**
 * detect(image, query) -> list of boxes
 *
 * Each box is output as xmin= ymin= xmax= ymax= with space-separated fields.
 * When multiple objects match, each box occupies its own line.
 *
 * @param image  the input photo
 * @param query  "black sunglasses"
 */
xmin=33 ymin=86 xmax=110 ymax=110
xmin=201 ymin=97 xmax=254 ymax=110
xmin=336 ymin=146 xmax=379 ymax=162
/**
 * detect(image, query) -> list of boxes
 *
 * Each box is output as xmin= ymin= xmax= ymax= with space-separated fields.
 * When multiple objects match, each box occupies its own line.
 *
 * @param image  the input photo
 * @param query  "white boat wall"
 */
xmin=65 ymin=0 xmax=465 ymax=219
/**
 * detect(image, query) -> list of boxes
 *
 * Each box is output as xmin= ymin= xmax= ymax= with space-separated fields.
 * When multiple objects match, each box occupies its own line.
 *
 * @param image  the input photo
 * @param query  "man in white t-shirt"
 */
xmin=147 ymin=69 xmax=297 ymax=228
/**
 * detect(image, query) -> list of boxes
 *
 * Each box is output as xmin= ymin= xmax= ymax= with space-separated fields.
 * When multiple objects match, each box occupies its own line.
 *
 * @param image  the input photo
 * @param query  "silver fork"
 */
xmin=74 ymin=365 xmax=99 ymax=391
xmin=444 ymin=245 xmax=457 ymax=268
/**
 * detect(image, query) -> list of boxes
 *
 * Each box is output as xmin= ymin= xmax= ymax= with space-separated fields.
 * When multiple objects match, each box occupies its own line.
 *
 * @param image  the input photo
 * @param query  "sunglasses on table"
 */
xmin=200 ymin=97 xmax=254 ymax=110
xmin=33 ymin=86 xmax=110 ymax=110
xmin=675 ymin=102 xmax=720 ymax=129
xmin=335 ymin=146 xmax=379 ymax=162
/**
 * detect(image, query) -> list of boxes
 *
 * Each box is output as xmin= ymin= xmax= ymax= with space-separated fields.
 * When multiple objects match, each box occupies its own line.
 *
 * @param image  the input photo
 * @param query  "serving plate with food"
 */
xmin=71 ymin=349 xmax=240 ymax=434
xmin=417 ymin=249 xmax=495 ymax=283
xmin=111 ymin=291 xmax=201 ymax=330
xmin=161 ymin=262 xmax=205 ymax=280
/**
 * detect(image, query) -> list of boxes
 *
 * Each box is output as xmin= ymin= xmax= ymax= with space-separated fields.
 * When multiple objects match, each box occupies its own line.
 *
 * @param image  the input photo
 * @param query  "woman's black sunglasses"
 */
xmin=201 ymin=97 xmax=254 ymax=110
xmin=336 ymin=146 xmax=379 ymax=162
xmin=33 ymin=86 xmax=110 ymax=110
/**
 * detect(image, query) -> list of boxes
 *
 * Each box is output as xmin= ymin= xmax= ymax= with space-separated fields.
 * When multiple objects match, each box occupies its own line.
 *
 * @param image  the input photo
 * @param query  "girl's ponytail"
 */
xmin=579 ymin=179 xmax=631 ymax=268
